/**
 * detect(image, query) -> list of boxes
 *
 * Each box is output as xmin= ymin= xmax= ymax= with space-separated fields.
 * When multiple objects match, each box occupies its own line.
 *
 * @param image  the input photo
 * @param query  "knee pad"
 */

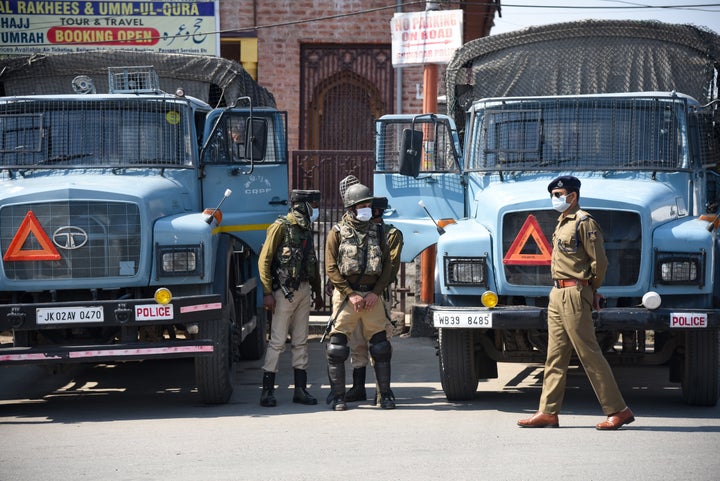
xmin=369 ymin=332 xmax=386 ymax=344
xmin=369 ymin=335 xmax=392 ymax=363
xmin=327 ymin=334 xmax=349 ymax=363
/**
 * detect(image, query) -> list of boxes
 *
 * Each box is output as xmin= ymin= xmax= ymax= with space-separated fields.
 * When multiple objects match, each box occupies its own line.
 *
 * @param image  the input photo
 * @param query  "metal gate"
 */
xmin=291 ymin=44 xmax=409 ymax=319
xmin=290 ymin=150 xmax=410 ymax=318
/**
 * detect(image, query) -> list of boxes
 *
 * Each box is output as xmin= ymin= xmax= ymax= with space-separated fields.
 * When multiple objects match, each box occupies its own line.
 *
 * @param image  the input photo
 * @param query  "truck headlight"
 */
xmin=157 ymin=245 xmax=203 ymax=276
xmin=654 ymin=252 xmax=704 ymax=286
xmin=444 ymin=256 xmax=487 ymax=287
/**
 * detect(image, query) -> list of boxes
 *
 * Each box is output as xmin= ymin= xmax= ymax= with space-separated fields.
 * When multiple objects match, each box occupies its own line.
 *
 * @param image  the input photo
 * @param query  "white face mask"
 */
xmin=355 ymin=207 xmax=372 ymax=222
xmin=551 ymin=194 xmax=571 ymax=212
xmin=309 ymin=207 xmax=319 ymax=222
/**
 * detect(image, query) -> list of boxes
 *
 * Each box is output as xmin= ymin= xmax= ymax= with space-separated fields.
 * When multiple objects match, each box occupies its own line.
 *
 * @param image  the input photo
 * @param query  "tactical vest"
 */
xmin=271 ymin=217 xmax=317 ymax=290
xmin=335 ymin=223 xmax=384 ymax=277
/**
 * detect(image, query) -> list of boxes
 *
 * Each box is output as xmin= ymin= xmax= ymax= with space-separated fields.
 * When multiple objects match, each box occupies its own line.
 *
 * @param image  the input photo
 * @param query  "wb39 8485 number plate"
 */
xmin=36 ymin=306 xmax=104 ymax=324
xmin=433 ymin=310 xmax=492 ymax=328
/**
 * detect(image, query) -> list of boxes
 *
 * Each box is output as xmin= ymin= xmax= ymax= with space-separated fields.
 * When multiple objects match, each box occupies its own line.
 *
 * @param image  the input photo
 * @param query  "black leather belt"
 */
xmin=350 ymin=283 xmax=375 ymax=292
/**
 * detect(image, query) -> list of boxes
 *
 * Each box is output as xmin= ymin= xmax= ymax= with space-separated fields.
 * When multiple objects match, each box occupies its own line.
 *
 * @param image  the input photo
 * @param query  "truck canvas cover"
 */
xmin=0 ymin=50 xmax=276 ymax=108
xmin=446 ymin=20 xmax=720 ymax=131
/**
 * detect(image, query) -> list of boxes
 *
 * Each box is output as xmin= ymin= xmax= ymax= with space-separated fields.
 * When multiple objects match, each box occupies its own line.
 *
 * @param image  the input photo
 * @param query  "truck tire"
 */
xmin=438 ymin=328 xmax=478 ymax=401
xmin=681 ymin=329 xmax=720 ymax=406
xmin=238 ymin=309 xmax=267 ymax=360
xmin=195 ymin=293 xmax=234 ymax=405
xmin=194 ymin=235 xmax=240 ymax=404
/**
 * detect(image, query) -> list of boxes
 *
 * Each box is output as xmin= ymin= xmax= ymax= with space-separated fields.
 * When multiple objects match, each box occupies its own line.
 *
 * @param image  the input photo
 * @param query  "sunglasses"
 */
xmin=551 ymin=191 xmax=572 ymax=198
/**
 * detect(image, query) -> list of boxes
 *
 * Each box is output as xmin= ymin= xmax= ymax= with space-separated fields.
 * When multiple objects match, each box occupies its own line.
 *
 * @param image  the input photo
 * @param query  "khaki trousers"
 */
xmin=261 ymin=282 xmax=312 ymax=373
xmin=348 ymin=302 xmax=394 ymax=368
xmin=330 ymin=289 xmax=387 ymax=342
xmin=539 ymin=285 xmax=626 ymax=415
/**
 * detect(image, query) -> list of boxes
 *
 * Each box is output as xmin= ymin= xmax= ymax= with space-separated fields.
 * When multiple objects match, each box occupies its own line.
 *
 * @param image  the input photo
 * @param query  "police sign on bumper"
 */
xmin=670 ymin=312 xmax=708 ymax=328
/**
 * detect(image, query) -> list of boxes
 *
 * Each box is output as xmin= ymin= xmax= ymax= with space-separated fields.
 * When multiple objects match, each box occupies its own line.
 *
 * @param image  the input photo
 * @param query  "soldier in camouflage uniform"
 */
xmin=345 ymin=196 xmax=404 ymax=404
xmin=258 ymin=189 xmax=324 ymax=407
xmin=324 ymin=183 xmax=395 ymax=410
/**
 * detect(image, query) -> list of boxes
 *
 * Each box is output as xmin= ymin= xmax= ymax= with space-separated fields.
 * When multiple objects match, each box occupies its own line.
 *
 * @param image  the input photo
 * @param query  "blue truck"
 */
xmin=374 ymin=20 xmax=720 ymax=406
xmin=0 ymin=55 xmax=289 ymax=404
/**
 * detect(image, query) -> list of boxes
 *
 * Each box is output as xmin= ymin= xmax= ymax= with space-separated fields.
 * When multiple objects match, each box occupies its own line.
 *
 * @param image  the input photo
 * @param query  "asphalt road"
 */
xmin=1 ymin=334 xmax=719 ymax=481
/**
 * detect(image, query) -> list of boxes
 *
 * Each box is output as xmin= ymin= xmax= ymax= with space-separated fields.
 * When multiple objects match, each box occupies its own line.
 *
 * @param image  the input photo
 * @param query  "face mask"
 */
xmin=309 ymin=207 xmax=319 ymax=222
xmin=551 ymin=194 xmax=571 ymax=212
xmin=355 ymin=207 xmax=372 ymax=222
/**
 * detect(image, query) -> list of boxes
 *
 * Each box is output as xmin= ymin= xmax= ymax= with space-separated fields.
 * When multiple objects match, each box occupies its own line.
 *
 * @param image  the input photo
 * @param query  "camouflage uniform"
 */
xmin=258 ymin=190 xmax=322 ymax=407
xmin=346 ymin=197 xmax=404 ymax=403
xmin=325 ymin=184 xmax=395 ymax=410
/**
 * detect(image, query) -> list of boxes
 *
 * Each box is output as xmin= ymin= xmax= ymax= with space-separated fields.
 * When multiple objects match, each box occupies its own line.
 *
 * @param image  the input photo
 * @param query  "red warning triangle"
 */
xmin=503 ymin=214 xmax=552 ymax=266
xmin=3 ymin=211 xmax=61 ymax=261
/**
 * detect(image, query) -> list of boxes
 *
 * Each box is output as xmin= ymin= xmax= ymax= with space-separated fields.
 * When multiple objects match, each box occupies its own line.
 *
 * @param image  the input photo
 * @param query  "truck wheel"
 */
xmin=238 ymin=308 xmax=267 ymax=361
xmin=438 ymin=328 xmax=478 ymax=401
xmin=681 ymin=329 xmax=720 ymax=406
xmin=195 ymin=296 xmax=234 ymax=405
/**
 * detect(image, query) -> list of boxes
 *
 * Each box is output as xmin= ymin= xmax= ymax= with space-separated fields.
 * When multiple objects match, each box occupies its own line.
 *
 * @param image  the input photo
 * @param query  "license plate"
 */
xmin=670 ymin=312 xmax=708 ymax=328
xmin=36 ymin=306 xmax=104 ymax=324
xmin=433 ymin=310 xmax=493 ymax=328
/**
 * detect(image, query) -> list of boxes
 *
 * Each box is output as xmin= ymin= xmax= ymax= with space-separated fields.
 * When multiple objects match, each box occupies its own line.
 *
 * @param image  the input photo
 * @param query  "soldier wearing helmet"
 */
xmin=258 ymin=189 xmax=324 ymax=407
xmin=324 ymin=182 xmax=395 ymax=410
xmin=345 ymin=195 xmax=404 ymax=404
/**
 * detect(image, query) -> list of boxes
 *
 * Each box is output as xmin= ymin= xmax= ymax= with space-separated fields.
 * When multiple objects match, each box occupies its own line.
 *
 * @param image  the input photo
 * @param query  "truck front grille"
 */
xmin=1 ymin=201 xmax=141 ymax=280
xmin=502 ymin=210 xmax=641 ymax=287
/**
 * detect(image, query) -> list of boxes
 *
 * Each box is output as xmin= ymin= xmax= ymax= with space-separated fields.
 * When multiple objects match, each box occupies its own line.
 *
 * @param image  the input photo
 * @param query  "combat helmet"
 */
xmin=339 ymin=175 xmax=360 ymax=201
xmin=343 ymin=183 xmax=373 ymax=208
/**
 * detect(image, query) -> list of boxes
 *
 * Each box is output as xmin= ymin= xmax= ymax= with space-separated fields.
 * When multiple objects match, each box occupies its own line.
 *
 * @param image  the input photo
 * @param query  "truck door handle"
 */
xmin=269 ymin=198 xmax=287 ymax=205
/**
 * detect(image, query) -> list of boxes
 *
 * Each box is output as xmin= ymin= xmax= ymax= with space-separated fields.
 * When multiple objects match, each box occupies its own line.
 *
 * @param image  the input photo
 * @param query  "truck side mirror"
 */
xmin=245 ymin=117 xmax=268 ymax=161
xmin=399 ymin=128 xmax=423 ymax=177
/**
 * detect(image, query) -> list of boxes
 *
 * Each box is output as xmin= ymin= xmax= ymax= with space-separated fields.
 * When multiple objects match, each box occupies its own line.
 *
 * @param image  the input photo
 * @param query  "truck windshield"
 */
xmin=467 ymin=97 xmax=688 ymax=172
xmin=0 ymin=98 xmax=193 ymax=168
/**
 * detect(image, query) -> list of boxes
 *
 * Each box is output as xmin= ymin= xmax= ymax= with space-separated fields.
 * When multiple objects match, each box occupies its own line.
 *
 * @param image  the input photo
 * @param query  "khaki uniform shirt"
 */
xmin=550 ymin=205 xmax=608 ymax=291
xmin=385 ymin=224 xmax=404 ymax=281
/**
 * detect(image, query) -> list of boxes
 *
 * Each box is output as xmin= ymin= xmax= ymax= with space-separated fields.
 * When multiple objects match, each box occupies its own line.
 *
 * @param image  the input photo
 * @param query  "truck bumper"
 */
xmin=0 ymin=294 xmax=222 ymax=365
xmin=430 ymin=306 xmax=720 ymax=330
xmin=0 ymin=341 xmax=215 ymax=364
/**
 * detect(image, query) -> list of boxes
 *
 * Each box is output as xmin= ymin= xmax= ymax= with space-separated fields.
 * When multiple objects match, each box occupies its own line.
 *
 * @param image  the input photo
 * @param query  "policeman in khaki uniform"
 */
xmin=258 ymin=189 xmax=324 ymax=407
xmin=345 ymin=196 xmax=404 ymax=404
xmin=325 ymin=183 xmax=395 ymax=411
xmin=518 ymin=175 xmax=635 ymax=430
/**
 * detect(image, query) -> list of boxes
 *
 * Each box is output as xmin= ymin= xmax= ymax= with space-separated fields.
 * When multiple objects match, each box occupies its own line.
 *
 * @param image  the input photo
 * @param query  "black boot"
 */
xmin=260 ymin=371 xmax=277 ymax=407
xmin=345 ymin=367 xmax=367 ymax=402
xmin=373 ymin=361 xmax=396 ymax=409
xmin=326 ymin=362 xmax=347 ymax=411
xmin=292 ymin=369 xmax=318 ymax=405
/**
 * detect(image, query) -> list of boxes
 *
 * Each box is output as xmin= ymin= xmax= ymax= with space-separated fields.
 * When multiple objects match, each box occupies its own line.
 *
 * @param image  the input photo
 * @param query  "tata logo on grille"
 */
xmin=52 ymin=226 xmax=88 ymax=250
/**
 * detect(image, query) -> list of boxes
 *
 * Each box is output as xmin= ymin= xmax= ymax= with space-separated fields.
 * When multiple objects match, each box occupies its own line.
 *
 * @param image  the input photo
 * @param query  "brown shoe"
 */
xmin=517 ymin=411 xmax=559 ymax=428
xmin=596 ymin=407 xmax=635 ymax=430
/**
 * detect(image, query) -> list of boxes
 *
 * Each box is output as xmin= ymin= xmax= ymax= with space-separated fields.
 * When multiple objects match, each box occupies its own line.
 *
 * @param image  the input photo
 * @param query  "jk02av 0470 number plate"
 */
xmin=36 ymin=306 xmax=104 ymax=324
xmin=433 ymin=310 xmax=492 ymax=328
